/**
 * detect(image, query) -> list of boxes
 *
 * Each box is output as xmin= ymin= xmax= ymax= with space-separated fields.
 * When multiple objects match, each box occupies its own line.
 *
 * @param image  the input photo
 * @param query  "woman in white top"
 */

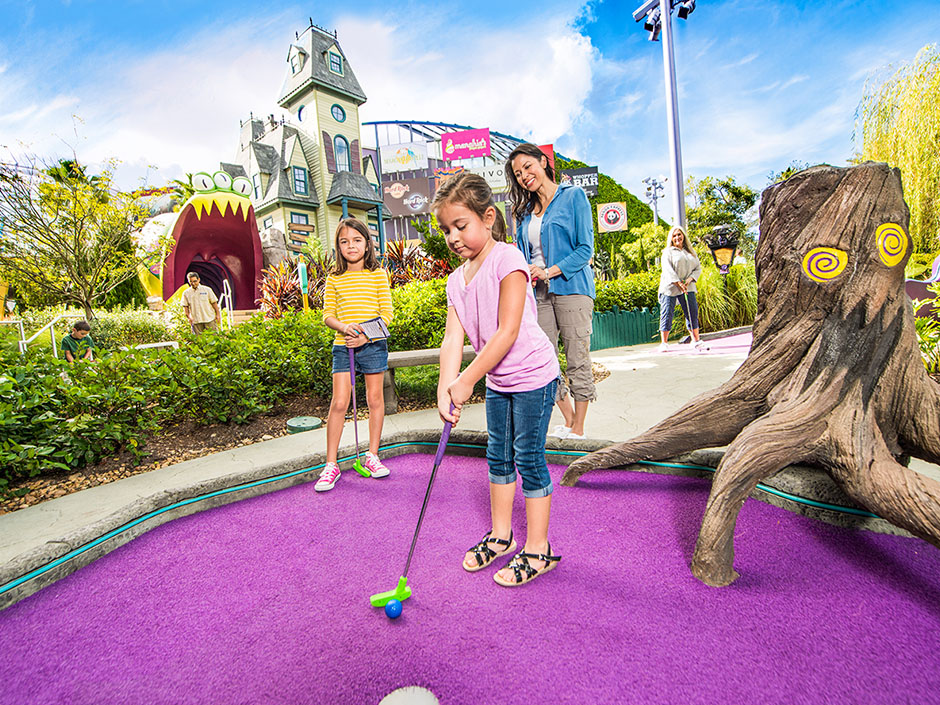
xmin=657 ymin=226 xmax=703 ymax=351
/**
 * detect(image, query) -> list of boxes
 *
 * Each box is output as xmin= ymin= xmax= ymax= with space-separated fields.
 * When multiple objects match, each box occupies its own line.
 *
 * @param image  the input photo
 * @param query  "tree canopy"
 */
xmin=854 ymin=43 xmax=940 ymax=253
xmin=685 ymin=175 xmax=758 ymax=258
xmin=0 ymin=158 xmax=151 ymax=319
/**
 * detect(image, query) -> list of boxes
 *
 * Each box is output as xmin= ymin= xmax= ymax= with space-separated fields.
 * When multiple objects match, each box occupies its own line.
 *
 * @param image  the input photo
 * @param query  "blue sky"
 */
xmin=0 ymin=0 xmax=936 ymax=225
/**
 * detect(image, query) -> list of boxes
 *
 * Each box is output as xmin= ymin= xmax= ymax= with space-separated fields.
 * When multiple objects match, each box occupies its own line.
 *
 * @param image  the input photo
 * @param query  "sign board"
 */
xmin=383 ymin=178 xmax=431 ymax=217
xmin=441 ymin=128 xmax=491 ymax=160
xmin=537 ymin=144 xmax=555 ymax=175
xmin=468 ymin=165 xmax=509 ymax=193
xmin=560 ymin=167 xmax=599 ymax=197
xmin=380 ymin=141 xmax=429 ymax=174
xmin=597 ymin=202 xmax=628 ymax=232
xmin=433 ymin=166 xmax=465 ymax=191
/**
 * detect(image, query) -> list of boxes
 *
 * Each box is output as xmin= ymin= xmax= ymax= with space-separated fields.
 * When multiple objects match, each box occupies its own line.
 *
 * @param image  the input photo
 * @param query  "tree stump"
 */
xmin=561 ymin=162 xmax=940 ymax=586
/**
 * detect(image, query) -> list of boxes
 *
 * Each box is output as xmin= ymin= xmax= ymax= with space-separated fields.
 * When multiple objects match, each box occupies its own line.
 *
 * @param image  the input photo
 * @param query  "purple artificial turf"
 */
xmin=2 ymin=454 xmax=939 ymax=704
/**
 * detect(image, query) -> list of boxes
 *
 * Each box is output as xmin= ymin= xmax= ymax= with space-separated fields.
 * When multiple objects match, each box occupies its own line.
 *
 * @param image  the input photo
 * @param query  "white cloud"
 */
xmin=339 ymin=12 xmax=595 ymax=144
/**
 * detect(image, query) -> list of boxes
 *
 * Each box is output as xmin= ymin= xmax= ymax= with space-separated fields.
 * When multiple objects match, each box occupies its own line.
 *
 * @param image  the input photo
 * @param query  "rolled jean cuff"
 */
xmin=488 ymin=471 xmax=517 ymax=486
xmin=522 ymin=483 xmax=553 ymax=499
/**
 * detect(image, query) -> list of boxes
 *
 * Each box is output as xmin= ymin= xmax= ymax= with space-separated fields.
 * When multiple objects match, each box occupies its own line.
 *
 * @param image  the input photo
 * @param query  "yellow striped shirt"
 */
xmin=323 ymin=268 xmax=394 ymax=345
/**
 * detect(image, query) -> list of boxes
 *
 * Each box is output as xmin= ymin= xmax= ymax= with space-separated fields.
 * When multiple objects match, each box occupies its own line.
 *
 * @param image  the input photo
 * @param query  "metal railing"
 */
xmin=218 ymin=280 xmax=235 ymax=330
xmin=13 ymin=314 xmax=85 ymax=357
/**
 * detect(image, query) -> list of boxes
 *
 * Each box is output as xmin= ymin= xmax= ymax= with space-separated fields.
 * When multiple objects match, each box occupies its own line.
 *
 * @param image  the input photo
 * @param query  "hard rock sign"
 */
xmin=562 ymin=162 xmax=940 ymax=587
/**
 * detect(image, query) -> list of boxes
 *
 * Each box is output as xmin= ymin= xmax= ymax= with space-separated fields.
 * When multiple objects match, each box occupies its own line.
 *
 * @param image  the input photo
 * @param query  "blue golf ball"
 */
xmin=384 ymin=599 xmax=402 ymax=619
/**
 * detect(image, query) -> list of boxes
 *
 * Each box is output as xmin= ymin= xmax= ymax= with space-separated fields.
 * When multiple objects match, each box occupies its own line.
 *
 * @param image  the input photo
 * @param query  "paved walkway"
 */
xmin=2 ymin=331 xmax=938 ymax=599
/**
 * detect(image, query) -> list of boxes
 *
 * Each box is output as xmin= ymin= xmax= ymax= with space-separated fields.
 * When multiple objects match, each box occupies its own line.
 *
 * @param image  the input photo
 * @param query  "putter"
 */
xmin=348 ymin=347 xmax=371 ymax=478
xmin=370 ymin=407 xmax=455 ymax=607
xmin=683 ymin=291 xmax=708 ymax=350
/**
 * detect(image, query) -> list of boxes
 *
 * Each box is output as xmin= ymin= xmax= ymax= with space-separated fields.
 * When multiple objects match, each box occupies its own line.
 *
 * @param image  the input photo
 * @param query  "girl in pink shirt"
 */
xmin=434 ymin=172 xmax=562 ymax=587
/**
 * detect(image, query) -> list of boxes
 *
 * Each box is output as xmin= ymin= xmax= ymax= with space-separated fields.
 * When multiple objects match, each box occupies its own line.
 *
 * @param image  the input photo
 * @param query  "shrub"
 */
xmin=389 ymin=279 xmax=448 ymax=350
xmin=594 ymin=271 xmax=660 ymax=312
xmin=90 ymin=308 xmax=174 ymax=349
xmin=0 ymin=310 xmax=337 ymax=489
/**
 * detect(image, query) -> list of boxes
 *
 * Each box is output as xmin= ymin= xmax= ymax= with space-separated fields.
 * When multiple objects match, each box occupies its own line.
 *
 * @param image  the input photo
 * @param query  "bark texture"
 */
xmin=561 ymin=162 xmax=940 ymax=586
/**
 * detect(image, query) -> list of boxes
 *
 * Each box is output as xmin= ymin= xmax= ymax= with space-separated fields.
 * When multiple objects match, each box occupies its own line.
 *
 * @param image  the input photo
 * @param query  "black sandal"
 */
xmin=463 ymin=531 xmax=517 ymax=572
xmin=493 ymin=544 xmax=561 ymax=586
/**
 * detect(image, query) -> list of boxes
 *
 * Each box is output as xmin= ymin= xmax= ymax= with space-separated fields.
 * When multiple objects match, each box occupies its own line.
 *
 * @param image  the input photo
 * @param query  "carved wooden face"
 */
xmin=756 ymin=163 xmax=912 ymax=321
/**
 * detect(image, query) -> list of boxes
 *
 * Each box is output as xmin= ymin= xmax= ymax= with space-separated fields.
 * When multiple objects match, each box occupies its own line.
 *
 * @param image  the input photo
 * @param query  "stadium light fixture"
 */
xmin=632 ymin=0 xmax=697 ymax=229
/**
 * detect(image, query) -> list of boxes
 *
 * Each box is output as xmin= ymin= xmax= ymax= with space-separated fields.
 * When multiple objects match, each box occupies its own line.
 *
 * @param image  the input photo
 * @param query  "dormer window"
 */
xmin=328 ymin=51 xmax=343 ymax=75
xmin=290 ymin=45 xmax=307 ymax=74
xmin=293 ymin=166 xmax=308 ymax=196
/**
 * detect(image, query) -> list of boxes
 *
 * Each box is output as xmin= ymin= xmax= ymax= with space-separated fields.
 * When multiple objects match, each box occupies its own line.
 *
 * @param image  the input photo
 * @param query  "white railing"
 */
xmin=119 ymin=341 xmax=180 ymax=351
xmin=218 ymin=279 xmax=235 ymax=330
xmin=14 ymin=314 xmax=86 ymax=357
xmin=0 ymin=319 xmax=26 ymax=352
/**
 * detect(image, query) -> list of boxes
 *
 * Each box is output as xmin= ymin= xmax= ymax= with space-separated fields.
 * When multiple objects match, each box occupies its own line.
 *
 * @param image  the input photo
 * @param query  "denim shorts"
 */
xmin=331 ymin=340 xmax=389 ymax=375
xmin=485 ymin=378 xmax=558 ymax=498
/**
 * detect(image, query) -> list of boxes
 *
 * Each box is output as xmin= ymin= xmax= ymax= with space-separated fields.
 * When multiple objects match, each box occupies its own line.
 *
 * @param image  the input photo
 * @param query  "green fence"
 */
xmin=590 ymin=306 xmax=659 ymax=351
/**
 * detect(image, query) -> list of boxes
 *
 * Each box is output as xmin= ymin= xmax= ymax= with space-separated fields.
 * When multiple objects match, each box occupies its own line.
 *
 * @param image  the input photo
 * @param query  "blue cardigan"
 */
xmin=514 ymin=184 xmax=595 ymax=298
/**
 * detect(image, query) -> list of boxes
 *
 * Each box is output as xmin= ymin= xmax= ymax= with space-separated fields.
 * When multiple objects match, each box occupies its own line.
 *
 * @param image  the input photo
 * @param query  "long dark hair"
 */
xmin=506 ymin=143 xmax=554 ymax=224
xmin=431 ymin=172 xmax=507 ymax=243
xmin=332 ymin=217 xmax=380 ymax=275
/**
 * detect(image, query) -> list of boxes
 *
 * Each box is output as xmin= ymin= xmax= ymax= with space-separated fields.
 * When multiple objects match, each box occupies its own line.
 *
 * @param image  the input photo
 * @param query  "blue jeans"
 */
xmin=485 ymin=379 xmax=557 ymax=498
xmin=659 ymin=291 xmax=699 ymax=332
xmin=331 ymin=340 xmax=389 ymax=374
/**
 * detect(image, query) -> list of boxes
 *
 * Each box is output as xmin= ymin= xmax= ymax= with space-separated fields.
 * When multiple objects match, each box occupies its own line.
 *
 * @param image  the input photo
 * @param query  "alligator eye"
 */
xmin=232 ymin=176 xmax=252 ymax=196
xmin=192 ymin=172 xmax=214 ymax=192
xmin=212 ymin=171 xmax=233 ymax=190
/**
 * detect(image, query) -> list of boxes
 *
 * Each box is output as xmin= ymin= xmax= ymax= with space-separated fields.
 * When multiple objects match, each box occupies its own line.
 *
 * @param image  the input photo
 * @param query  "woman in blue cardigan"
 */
xmin=507 ymin=143 xmax=596 ymax=440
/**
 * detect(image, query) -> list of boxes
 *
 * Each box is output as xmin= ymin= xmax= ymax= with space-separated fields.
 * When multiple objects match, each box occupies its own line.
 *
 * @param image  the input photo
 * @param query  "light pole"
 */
xmin=633 ymin=0 xmax=696 ymax=231
xmin=643 ymin=176 xmax=666 ymax=227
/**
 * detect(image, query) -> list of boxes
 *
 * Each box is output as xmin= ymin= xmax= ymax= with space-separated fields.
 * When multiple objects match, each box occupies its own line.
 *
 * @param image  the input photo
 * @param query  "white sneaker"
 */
xmin=657 ymin=343 xmax=669 ymax=353
xmin=548 ymin=424 xmax=571 ymax=439
xmin=315 ymin=462 xmax=341 ymax=491
xmin=694 ymin=340 xmax=708 ymax=351
xmin=566 ymin=431 xmax=587 ymax=440
xmin=363 ymin=452 xmax=390 ymax=478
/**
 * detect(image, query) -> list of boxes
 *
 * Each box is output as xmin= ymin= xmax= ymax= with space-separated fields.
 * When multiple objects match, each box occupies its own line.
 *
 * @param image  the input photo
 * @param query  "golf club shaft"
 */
xmin=401 ymin=414 xmax=454 ymax=579
xmin=349 ymin=347 xmax=360 ymax=462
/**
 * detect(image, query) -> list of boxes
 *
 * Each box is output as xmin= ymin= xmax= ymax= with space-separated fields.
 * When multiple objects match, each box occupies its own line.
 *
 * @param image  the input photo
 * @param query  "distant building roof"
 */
xmin=278 ymin=25 xmax=367 ymax=108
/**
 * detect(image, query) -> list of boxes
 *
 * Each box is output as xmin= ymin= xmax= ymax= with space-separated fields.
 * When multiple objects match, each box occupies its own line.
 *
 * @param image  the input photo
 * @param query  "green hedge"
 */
xmin=0 ymin=311 xmax=334 ymax=491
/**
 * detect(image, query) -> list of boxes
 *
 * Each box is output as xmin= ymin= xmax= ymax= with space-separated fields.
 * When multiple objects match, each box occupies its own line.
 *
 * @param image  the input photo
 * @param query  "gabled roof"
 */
xmin=327 ymin=170 xmax=382 ymax=208
xmin=219 ymin=162 xmax=247 ymax=179
xmin=237 ymin=125 xmax=320 ymax=210
xmin=278 ymin=25 xmax=367 ymax=108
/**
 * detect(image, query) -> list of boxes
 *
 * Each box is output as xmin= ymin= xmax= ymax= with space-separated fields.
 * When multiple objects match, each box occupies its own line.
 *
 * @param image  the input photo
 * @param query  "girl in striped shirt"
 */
xmin=316 ymin=218 xmax=394 ymax=492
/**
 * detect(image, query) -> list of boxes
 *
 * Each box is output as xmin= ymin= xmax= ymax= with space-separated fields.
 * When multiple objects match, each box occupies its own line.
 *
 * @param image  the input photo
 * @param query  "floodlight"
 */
xmin=677 ymin=0 xmax=695 ymax=19
xmin=632 ymin=0 xmax=660 ymax=22
xmin=644 ymin=7 xmax=661 ymax=31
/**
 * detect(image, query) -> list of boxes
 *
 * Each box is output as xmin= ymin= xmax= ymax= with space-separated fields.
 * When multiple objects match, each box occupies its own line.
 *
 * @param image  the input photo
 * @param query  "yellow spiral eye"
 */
xmin=802 ymin=247 xmax=848 ymax=282
xmin=876 ymin=223 xmax=908 ymax=268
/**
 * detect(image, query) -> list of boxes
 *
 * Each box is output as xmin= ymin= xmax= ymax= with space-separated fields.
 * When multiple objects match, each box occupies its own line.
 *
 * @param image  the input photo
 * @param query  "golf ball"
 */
xmin=385 ymin=599 xmax=403 ymax=619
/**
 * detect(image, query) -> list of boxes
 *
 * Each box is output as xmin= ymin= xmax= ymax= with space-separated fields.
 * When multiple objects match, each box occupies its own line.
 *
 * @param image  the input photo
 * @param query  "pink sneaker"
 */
xmin=363 ymin=452 xmax=390 ymax=478
xmin=315 ymin=462 xmax=341 ymax=492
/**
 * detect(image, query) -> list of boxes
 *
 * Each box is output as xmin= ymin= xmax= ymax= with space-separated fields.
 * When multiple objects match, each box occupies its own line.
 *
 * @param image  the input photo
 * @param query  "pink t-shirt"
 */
xmin=446 ymin=242 xmax=560 ymax=393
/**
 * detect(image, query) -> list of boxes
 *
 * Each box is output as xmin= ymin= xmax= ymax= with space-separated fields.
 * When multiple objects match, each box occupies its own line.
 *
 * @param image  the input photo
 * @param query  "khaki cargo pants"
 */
xmin=534 ymin=281 xmax=596 ymax=402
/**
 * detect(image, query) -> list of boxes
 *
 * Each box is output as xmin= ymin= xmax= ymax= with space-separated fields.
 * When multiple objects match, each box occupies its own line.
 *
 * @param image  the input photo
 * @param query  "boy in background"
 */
xmin=62 ymin=320 xmax=95 ymax=363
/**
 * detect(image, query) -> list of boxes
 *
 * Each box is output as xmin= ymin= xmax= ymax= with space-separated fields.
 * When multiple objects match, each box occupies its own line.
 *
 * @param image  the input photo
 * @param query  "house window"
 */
xmin=290 ymin=48 xmax=306 ymax=74
xmin=262 ymin=216 xmax=273 ymax=229
xmin=252 ymin=174 xmax=262 ymax=200
xmin=292 ymin=166 xmax=308 ymax=196
xmin=331 ymin=104 xmax=346 ymax=122
xmin=334 ymin=135 xmax=350 ymax=173
xmin=290 ymin=212 xmax=309 ymax=225
xmin=328 ymin=51 xmax=343 ymax=75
